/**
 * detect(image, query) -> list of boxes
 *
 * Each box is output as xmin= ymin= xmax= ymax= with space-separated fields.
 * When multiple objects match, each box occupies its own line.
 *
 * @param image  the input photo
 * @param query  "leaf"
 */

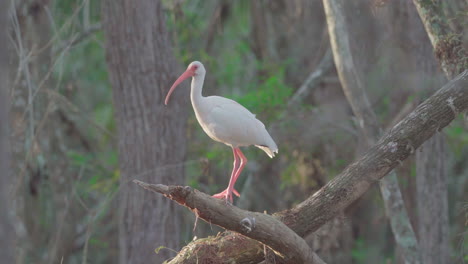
xmin=155 ymin=246 xmax=167 ymax=254
xmin=67 ymin=151 xmax=93 ymax=167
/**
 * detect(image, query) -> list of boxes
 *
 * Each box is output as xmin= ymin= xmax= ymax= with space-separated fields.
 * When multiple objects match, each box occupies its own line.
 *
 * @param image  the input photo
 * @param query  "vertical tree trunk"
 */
xmin=400 ymin=2 xmax=450 ymax=263
xmin=0 ymin=1 xmax=14 ymax=262
xmin=323 ymin=0 xmax=422 ymax=263
xmin=102 ymin=0 xmax=189 ymax=263
xmin=407 ymin=2 xmax=450 ymax=263
xmin=416 ymin=137 xmax=449 ymax=264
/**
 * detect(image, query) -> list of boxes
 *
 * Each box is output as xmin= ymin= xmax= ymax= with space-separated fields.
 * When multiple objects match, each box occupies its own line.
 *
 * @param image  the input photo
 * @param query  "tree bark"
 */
xmin=322 ymin=0 xmax=421 ymax=263
xmin=139 ymin=70 xmax=468 ymax=264
xmin=102 ymin=0 xmax=189 ymax=263
xmin=416 ymin=136 xmax=450 ymax=264
xmin=0 ymin=1 xmax=15 ymax=262
xmin=402 ymin=1 xmax=451 ymax=263
xmin=412 ymin=0 xmax=468 ymax=79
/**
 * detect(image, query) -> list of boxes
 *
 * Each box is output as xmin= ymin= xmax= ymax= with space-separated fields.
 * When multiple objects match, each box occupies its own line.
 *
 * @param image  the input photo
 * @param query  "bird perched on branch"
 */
xmin=165 ymin=61 xmax=278 ymax=203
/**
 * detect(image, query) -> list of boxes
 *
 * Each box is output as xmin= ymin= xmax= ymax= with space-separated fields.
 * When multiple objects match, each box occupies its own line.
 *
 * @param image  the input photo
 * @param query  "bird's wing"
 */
xmin=202 ymin=96 xmax=275 ymax=149
xmin=208 ymin=96 xmax=256 ymax=118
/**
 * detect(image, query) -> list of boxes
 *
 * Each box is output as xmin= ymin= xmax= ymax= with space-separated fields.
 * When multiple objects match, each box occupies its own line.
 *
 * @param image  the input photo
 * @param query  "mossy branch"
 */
xmin=413 ymin=0 xmax=468 ymax=79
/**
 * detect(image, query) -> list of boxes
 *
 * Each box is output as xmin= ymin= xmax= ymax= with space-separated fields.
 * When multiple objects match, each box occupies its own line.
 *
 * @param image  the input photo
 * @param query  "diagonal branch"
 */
xmin=137 ymin=70 xmax=468 ymax=264
xmin=287 ymin=48 xmax=334 ymax=107
xmin=133 ymin=181 xmax=324 ymax=264
xmin=276 ymin=70 xmax=468 ymax=234
xmin=322 ymin=0 xmax=421 ymax=262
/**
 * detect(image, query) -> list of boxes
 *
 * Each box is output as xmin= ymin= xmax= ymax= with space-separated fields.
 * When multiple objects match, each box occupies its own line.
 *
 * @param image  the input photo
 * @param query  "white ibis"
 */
xmin=165 ymin=61 xmax=278 ymax=203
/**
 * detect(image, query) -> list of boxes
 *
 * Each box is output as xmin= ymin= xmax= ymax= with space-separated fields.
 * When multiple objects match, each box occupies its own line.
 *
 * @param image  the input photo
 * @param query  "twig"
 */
xmin=133 ymin=181 xmax=324 ymax=264
xmin=53 ymin=23 xmax=101 ymax=56
xmin=287 ymin=48 xmax=334 ymax=107
xmin=10 ymin=4 xmax=35 ymax=154
xmin=33 ymin=0 xmax=90 ymax=56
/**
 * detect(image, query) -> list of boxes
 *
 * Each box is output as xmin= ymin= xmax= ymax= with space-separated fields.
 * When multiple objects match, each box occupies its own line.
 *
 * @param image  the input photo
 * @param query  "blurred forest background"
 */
xmin=2 ymin=0 xmax=468 ymax=263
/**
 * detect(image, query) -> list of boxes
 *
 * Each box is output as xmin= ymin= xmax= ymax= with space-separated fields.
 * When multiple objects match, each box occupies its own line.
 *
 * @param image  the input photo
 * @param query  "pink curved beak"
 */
xmin=164 ymin=69 xmax=194 ymax=105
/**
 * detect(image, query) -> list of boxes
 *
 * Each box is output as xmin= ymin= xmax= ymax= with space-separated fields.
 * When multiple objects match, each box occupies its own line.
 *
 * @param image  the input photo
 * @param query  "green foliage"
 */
xmin=155 ymin=245 xmax=178 ymax=255
xmin=236 ymin=66 xmax=293 ymax=121
xmin=445 ymin=115 xmax=468 ymax=157
xmin=165 ymin=1 xmax=207 ymax=61
xmin=155 ymin=246 xmax=167 ymax=254
xmin=67 ymin=150 xmax=119 ymax=194
xmin=68 ymin=151 xmax=93 ymax=168
xmin=351 ymin=238 xmax=367 ymax=263
xmin=94 ymin=103 xmax=115 ymax=132
xmin=89 ymin=237 xmax=109 ymax=248
xmin=410 ymin=163 xmax=417 ymax=178
xmin=280 ymin=161 xmax=302 ymax=191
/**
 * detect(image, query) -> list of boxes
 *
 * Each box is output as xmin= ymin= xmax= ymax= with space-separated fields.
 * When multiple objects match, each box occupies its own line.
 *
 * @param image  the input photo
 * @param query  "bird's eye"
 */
xmin=193 ymin=65 xmax=198 ymax=70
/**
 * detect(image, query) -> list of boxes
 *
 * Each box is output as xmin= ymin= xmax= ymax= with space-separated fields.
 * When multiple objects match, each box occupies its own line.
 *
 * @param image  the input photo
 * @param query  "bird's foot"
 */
xmin=212 ymin=188 xmax=240 ymax=204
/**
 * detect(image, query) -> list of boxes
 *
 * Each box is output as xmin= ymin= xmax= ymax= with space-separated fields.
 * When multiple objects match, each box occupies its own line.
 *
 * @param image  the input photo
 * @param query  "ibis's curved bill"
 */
xmin=164 ymin=68 xmax=194 ymax=105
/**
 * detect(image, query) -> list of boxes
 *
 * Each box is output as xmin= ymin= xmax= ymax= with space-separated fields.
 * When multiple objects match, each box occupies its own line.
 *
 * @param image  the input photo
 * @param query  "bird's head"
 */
xmin=188 ymin=61 xmax=205 ymax=76
xmin=165 ymin=61 xmax=205 ymax=105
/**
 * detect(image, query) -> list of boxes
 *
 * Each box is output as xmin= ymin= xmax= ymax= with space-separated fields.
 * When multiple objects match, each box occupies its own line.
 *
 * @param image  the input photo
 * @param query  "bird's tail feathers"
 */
xmin=256 ymin=145 xmax=278 ymax=158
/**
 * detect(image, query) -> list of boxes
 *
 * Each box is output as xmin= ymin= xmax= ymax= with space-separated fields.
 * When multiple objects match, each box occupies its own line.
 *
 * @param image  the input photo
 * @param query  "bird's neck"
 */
xmin=190 ymin=74 xmax=205 ymax=105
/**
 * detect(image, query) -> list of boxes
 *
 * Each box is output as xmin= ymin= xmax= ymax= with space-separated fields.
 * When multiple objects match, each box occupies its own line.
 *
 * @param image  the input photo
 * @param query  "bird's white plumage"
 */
xmin=192 ymin=96 xmax=278 ymax=157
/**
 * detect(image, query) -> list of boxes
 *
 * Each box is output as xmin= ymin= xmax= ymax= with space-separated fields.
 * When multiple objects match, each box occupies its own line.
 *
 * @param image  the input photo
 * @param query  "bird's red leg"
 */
xmin=233 ymin=148 xmax=247 ymax=185
xmin=212 ymin=147 xmax=240 ymax=203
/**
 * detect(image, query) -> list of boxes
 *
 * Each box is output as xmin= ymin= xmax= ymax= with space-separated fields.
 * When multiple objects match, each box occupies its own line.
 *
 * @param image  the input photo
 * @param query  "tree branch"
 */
xmin=133 ymin=181 xmax=324 ymax=264
xmin=287 ymin=48 xmax=334 ymax=107
xmin=136 ymin=70 xmax=468 ymax=263
xmin=53 ymin=23 xmax=101 ymax=56
xmin=412 ymin=0 xmax=468 ymax=79
xmin=322 ymin=0 xmax=421 ymax=262
xmin=203 ymin=0 xmax=230 ymax=52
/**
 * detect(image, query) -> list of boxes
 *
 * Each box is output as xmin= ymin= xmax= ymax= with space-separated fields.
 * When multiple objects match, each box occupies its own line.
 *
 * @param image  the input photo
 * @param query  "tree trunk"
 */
xmin=405 ymin=1 xmax=451 ymax=263
xmin=416 ymin=136 xmax=449 ymax=264
xmin=102 ymin=0 xmax=189 ymax=263
xmin=323 ymin=0 xmax=422 ymax=262
xmin=0 ymin=1 xmax=15 ymax=262
xmin=402 ymin=2 xmax=453 ymax=263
